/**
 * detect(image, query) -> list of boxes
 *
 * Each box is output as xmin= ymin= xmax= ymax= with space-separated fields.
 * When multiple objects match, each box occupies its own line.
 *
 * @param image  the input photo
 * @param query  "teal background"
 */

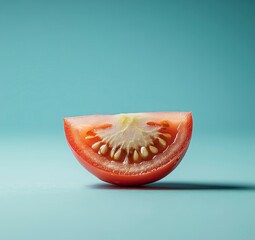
xmin=0 ymin=1 xmax=255 ymax=239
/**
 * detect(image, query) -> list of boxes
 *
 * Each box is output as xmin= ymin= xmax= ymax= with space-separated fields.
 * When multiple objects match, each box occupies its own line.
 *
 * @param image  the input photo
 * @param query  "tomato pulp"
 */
xmin=64 ymin=112 xmax=193 ymax=186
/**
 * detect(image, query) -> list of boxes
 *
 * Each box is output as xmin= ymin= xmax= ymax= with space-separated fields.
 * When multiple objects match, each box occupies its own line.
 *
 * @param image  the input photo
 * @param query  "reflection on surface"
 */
xmin=89 ymin=182 xmax=255 ymax=191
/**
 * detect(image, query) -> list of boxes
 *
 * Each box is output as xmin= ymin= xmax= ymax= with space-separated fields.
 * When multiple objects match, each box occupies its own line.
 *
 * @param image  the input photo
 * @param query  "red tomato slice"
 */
xmin=64 ymin=112 xmax=193 ymax=186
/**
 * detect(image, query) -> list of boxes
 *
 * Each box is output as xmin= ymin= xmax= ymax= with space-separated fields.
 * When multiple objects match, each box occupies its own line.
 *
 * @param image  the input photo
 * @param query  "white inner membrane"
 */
xmin=94 ymin=115 xmax=161 ymax=154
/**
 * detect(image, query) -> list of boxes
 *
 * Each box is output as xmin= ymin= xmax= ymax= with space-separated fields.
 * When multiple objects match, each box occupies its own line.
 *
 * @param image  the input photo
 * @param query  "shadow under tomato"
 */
xmin=88 ymin=182 xmax=255 ymax=191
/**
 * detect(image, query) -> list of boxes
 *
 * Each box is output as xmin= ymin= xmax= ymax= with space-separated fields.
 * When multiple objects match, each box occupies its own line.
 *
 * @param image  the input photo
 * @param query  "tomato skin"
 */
xmin=64 ymin=112 xmax=193 ymax=186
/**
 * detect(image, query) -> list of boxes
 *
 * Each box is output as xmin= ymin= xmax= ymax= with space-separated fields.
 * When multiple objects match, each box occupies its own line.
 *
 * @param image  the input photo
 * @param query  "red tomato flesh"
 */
xmin=64 ymin=112 xmax=193 ymax=186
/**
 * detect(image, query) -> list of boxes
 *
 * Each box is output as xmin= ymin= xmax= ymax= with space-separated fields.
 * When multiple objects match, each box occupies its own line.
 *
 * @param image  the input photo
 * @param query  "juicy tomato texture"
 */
xmin=64 ymin=112 xmax=193 ymax=186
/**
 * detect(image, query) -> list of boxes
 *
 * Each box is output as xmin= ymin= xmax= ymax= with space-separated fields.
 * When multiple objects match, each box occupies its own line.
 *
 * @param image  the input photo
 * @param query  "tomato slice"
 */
xmin=64 ymin=112 xmax=193 ymax=186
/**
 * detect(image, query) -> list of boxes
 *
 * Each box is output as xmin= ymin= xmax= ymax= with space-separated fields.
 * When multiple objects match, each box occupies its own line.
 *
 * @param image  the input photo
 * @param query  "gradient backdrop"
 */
xmin=1 ymin=1 xmax=255 ymax=239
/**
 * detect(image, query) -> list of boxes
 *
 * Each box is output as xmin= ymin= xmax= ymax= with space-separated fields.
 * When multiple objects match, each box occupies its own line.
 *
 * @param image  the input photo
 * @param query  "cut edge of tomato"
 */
xmin=64 ymin=112 xmax=193 ymax=186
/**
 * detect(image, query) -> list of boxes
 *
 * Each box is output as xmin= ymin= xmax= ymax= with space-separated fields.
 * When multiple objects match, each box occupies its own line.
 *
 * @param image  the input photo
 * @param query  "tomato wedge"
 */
xmin=64 ymin=112 xmax=193 ymax=186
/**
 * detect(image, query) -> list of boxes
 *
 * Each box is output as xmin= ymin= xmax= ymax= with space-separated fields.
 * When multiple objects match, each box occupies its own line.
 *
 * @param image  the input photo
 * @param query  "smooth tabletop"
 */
xmin=1 ymin=135 xmax=255 ymax=240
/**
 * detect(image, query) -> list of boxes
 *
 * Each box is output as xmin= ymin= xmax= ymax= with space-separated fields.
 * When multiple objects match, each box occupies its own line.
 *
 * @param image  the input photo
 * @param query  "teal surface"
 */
xmin=1 ymin=0 xmax=255 ymax=239
xmin=1 ymin=136 xmax=255 ymax=240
